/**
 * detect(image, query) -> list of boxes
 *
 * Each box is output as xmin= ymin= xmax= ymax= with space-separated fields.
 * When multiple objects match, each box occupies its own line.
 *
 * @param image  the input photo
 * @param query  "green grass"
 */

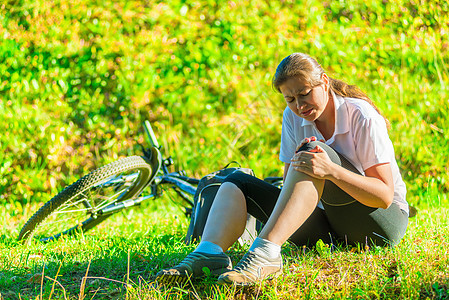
xmin=1 ymin=0 xmax=449 ymax=298
xmin=1 ymin=200 xmax=449 ymax=299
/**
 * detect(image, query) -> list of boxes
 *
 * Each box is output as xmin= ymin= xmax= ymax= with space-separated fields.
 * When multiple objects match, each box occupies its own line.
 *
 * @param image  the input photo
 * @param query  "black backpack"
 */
xmin=184 ymin=163 xmax=259 ymax=246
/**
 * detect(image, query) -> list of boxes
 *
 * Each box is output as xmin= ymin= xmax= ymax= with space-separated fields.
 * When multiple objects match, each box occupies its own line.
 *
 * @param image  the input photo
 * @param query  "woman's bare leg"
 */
xmin=200 ymin=182 xmax=248 ymax=251
xmin=258 ymin=167 xmax=325 ymax=245
xmin=201 ymin=165 xmax=324 ymax=251
xmin=156 ymin=183 xmax=242 ymax=282
xmin=156 ymin=168 xmax=326 ymax=284
xmin=216 ymin=168 xmax=325 ymax=285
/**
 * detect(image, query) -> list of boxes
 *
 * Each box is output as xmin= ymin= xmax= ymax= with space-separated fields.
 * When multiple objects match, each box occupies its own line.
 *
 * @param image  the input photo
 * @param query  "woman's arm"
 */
xmin=283 ymin=163 xmax=290 ymax=182
xmin=327 ymin=161 xmax=394 ymax=209
xmin=291 ymin=146 xmax=394 ymax=209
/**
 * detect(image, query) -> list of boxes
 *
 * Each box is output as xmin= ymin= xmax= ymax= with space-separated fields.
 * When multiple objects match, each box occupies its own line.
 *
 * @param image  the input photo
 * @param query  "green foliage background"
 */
xmin=1 ymin=0 xmax=448 ymax=211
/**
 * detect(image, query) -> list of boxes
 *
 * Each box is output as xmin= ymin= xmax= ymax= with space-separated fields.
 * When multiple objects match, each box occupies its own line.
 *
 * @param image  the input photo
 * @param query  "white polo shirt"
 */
xmin=279 ymin=91 xmax=408 ymax=215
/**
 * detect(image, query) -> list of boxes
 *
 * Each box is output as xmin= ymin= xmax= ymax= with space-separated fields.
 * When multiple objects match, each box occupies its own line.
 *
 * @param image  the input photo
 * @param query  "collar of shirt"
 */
xmin=300 ymin=90 xmax=350 ymax=143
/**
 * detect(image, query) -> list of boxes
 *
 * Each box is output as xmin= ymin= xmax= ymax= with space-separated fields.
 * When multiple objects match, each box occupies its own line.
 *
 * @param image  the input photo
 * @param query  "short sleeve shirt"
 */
xmin=279 ymin=91 xmax=408 ymax=215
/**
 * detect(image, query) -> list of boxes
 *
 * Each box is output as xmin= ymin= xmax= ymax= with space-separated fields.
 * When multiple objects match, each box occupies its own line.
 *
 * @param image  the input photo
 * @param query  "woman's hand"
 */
xmin=295 ymin=136 xmax=322 ymax=153
xmin=291 ymin=144 xmax=336 ymax=179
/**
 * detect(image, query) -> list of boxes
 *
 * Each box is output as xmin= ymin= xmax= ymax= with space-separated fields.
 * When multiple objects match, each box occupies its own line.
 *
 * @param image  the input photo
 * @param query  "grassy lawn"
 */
xmin=1 ymin=199 xmax=448 ymax=299
xmin=1 ymin=0 xmax=448 ymax=299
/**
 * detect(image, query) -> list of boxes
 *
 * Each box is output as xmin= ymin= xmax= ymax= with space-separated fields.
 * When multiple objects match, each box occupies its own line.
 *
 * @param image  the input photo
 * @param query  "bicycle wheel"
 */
xmin=18 ymin=154 xmax=159 ymax=243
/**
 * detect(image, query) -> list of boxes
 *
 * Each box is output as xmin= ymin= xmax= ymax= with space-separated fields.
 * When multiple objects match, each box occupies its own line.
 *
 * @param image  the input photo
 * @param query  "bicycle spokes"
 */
xmin=31 ymin=171 xmax=142 ymax=241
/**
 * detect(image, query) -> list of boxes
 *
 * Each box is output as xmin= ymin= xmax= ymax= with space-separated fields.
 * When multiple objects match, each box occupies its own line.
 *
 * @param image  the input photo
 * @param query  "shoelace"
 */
xmin=234 ymin=252 xmax=261 ymax=275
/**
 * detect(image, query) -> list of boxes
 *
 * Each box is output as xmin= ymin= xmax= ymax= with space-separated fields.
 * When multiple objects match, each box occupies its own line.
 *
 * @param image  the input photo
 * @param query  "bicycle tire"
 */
xmin=18 ymin=155 xmax=156 ymax=243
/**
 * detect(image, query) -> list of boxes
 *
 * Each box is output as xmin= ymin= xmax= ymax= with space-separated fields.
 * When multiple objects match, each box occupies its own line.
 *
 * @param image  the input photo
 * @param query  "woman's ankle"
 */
xmin=193 ymin=240 xmax=224 ymax=255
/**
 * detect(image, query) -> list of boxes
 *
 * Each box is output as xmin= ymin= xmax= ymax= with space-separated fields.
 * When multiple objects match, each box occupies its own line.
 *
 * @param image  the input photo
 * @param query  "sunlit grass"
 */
xmin=1 ymin=200 xmax=448 ymax=299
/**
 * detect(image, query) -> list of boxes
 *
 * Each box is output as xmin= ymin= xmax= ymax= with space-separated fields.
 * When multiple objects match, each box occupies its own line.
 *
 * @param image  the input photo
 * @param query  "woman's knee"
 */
xmin=222 ymin=171 xmax=253 ymax=195
xmin=218 ymin=181 xmax=242 ymax=195
xmin=297 ymin=141 xmax=341 ymax=166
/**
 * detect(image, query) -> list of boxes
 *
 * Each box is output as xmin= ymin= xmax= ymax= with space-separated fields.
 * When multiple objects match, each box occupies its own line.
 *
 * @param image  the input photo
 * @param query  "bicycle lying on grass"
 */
xmin=18 ymin=120 xmax=283 ymax=244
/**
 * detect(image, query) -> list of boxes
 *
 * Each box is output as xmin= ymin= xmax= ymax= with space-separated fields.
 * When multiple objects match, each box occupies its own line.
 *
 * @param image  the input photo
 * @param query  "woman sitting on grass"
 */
xmin=156 ymin=52 xmax=409 ymax=286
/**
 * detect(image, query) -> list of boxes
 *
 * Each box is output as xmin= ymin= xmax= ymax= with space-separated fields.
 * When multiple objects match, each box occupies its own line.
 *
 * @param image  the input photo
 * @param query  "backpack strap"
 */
xmin=222 ymin=161 xmax=241 ymax=169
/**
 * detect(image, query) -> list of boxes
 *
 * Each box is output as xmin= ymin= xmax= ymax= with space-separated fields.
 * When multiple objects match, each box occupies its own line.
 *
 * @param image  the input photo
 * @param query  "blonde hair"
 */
xmin=272 ymin=53 xmax=390 ymax=128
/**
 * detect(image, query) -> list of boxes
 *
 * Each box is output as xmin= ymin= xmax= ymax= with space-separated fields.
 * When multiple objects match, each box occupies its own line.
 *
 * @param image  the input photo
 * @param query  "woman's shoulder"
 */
xmin=338 ymin=96 xmax=388 ymax=135
xmin=343 ymin=97 xmax=384 ymax=123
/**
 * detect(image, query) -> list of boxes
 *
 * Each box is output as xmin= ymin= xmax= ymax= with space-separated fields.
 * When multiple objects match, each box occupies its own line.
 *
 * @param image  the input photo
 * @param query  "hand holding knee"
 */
xmin=291 ymin=145 xmax=336 ymax=179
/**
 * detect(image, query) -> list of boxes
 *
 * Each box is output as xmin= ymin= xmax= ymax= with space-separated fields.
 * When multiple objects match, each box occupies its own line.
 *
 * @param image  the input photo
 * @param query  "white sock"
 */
xmin=193 ymin=241 xmax=224 ymax=255
xmin=249 ymin=237 xmax=281 ymax=259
